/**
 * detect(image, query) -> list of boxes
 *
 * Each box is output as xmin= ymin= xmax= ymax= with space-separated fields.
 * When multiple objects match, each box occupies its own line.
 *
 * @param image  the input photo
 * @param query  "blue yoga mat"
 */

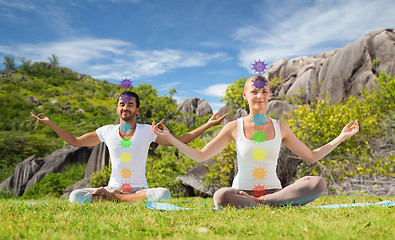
xmin=145 ymin=200 xmax=395 ymax=211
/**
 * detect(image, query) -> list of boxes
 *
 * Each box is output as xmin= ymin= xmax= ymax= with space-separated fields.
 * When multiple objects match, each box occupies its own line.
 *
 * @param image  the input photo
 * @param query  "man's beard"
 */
xmin=120 ymin=111 xmax=134 ymax=121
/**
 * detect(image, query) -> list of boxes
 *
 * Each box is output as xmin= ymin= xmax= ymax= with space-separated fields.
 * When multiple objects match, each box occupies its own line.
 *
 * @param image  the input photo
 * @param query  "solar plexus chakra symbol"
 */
xmin=120 ymin=138 xmax=132 ymax=148
xmin=252 ymin=113 xmax=268 ymax=126
xmin=121 ymin=183 xmax=132 ymax=193
xmin=252 ymin=166 xmax=267 ymax=180
xmin=120 ymin=152 xmax=132 ymax=163
xmin=252 ymin=184 xmax=268 ymax=197
xmin=120 ymin=168 xmax=132 ymax=179
xmin=120 ymin=78 xmax=133 ymax=89
xmin=252 ymin=148 xmax=267 ymax=161
xmin=251 ymin=59 xmax=268 ymax=74
xmin=252 ymin=131 xmax=267 ymax=144
xmin=120 ymin=122 xmax=132 ymax=133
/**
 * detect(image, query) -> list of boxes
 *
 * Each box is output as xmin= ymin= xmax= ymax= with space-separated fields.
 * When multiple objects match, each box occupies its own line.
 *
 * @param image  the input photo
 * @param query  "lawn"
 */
xmin=1 ymin=195 xmax=394 ymax=240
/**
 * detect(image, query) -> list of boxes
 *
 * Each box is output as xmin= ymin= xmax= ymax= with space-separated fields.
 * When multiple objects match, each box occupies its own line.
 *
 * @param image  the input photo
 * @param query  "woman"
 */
xmin=153 ymin=75 xmax=359 ymax=208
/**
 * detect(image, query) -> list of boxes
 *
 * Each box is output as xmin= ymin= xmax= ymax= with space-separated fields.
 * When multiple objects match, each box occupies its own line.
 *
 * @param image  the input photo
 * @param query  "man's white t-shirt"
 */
xmin=96 ymin=123 xmax=157 ymax=191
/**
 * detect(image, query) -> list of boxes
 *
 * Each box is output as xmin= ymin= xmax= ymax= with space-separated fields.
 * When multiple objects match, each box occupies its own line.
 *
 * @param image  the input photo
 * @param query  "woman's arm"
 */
xmin=281 ymin=120 xmax=359 ymax=164
xmin=152 ymin=120 xmax=236 ymax=162
xmin=155 ymin=113 xmax=228 ymax=146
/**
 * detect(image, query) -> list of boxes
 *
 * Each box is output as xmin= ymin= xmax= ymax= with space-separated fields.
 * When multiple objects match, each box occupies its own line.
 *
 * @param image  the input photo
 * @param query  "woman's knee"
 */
xmin=302 ymin=176 xmax=326 ymax=193
xmin=213 ymin=187 xmax=237 ymax=205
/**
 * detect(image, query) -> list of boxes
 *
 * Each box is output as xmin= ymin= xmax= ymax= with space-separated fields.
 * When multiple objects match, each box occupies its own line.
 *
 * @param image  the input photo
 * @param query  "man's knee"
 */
xmin=69 ymin=189 xmax=92 ymax=204
xmin=146 ymin=187 xmax=171 ymax=201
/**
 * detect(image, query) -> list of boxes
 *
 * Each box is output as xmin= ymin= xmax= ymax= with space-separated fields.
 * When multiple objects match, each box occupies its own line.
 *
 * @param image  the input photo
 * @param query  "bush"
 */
xmin=22 ymin=163 xmax=86 ymax=199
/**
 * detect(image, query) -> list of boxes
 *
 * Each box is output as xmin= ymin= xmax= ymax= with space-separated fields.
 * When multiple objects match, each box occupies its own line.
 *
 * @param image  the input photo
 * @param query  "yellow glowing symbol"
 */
xmin=120 ymin=168 xmax=132 ymax=179
xmin=252 ymin=167 xmax=267 ymax=180
xmin=121 ymin=152 xmax=132 ymax=163
xmin=252 ymin=148 xmax=267 ymax=161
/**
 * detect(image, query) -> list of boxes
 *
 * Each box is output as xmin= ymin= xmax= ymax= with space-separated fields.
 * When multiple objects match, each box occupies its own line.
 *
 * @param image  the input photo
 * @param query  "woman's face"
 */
xmin=243 ymin=80 xmax=271 ymax=110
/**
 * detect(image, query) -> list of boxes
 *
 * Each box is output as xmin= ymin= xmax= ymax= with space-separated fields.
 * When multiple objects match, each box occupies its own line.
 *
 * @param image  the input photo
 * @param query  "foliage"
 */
xmin=22 ymin=163 xmax=86 ymax=199
xmin=284 ymin=73 xmax=395 ymax=185
xmin=2 ymin=56 xmax=16 ymax=71
xmin=48 ymin=54 xmax=60 ymax=66
xmin=89 ymin=164 xmax=112 ymax=188
xmin=205 ymin=142 xmax=236 ymax=188
xmin=0 ymin=195 xmax=394 ymax=239
xmin=220 ymin=77 xmax=248 ymax=112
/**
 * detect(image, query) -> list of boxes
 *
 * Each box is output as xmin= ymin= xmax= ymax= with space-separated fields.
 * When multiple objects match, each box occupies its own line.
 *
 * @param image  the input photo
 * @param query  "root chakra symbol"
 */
xmin=252 ymin=148 xmax=267 ymax=161
xmin=121 ymin=183 xmax=132 ymax=193
xmin=120 ymin=168 xmax=132 ymax=179
xmin=252 ymin=167 xmax=267 ymax=180
xmin=252 ymin=184 xmax=268 ymax=197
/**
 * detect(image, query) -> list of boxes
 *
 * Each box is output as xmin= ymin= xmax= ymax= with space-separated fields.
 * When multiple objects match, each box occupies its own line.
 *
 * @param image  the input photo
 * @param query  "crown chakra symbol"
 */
xmin=120 ymin=78 xmax=133 ymax=89
xmin=252 ymin=59 xmax=268 ymax=74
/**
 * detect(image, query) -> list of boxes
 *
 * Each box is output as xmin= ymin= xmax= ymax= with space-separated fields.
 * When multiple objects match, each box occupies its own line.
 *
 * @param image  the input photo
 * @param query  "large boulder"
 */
xmin=265 ymin=28 xmax=395 ymax=105
xmin=177 ymin=97 xmax=213 ymax=117
xmin=0 ymin=146 xmax=93 ymax=197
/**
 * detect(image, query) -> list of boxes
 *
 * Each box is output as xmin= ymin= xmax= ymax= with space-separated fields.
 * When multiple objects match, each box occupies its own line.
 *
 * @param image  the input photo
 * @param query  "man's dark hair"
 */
xmin=117 ymin=91 xmax=140 ymax=108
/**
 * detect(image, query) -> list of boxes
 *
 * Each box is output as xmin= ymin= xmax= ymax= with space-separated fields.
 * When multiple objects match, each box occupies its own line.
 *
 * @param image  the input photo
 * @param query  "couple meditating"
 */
xmin=31 ymin=75 xmax=359 ymax=208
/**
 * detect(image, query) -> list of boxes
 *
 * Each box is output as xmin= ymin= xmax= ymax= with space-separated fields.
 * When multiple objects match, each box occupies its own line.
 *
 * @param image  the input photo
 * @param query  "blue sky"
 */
xmin=0 ymin=0 xmax=394 ymax=112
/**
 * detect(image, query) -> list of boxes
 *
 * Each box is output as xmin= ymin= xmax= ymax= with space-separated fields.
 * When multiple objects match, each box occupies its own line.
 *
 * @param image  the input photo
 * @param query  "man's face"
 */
xmin=116 ymin=96 xmax=139 ymax=122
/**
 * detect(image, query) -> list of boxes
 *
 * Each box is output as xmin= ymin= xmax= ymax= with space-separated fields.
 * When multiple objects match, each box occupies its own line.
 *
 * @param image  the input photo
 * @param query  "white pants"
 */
xmin=69 ymin=186 xmax=171 ymax=203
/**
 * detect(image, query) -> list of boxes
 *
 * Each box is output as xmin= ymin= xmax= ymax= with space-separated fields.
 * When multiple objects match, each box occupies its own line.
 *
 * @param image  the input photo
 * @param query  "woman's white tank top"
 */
xmin=231 ymin=117 xmax=283 ymax=190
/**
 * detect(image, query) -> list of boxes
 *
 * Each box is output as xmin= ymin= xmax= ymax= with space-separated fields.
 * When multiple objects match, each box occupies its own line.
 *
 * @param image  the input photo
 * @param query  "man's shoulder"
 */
xmin=96 ymin=124 xmax=119 ymax=133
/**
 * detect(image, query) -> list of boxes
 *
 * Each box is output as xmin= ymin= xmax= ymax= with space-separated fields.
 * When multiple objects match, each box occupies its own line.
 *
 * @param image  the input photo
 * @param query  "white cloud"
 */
xmin=0 ymin=38 xmax=226 ymax=81
xmin=199 ymin=83 xmax=230 ymax=97
xmin=235 ymin=0 xmax=395 ymax=71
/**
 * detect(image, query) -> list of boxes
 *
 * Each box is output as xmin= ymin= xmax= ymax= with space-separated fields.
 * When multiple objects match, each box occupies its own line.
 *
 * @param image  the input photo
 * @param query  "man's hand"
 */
xmin=31 ymin=112 xmax=51 ymax=125
xmin=152 ymin=121 xmax=172 ymax=139
xmin=207 ymin=112 xmax=228 ymax=127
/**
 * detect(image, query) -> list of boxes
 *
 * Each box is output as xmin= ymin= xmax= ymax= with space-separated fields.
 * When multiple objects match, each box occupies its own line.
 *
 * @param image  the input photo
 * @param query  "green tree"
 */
xmin=18 ymin=56 xmax=32 ymax=72
xmin=48 ymin=54 xmax=60 ymax=66
xmin=220 ymin=78 xmax=248 ymax=112
xmin=2 ymin=56 xmax=16 ymax=71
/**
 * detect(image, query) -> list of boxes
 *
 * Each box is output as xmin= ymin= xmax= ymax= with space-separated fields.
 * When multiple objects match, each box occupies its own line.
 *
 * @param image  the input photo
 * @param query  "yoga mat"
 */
xmin=145 ymin=201 xmax=192 ymax=210
xmin=145 ymin=200 xmax=395 ymax=211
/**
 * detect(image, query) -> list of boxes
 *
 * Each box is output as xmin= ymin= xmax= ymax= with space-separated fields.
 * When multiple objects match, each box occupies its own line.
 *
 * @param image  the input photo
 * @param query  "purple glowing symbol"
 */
xmin=120 ymin=78 xmax=133 ymax=89
xmin=252 ymin=59 xmax=268 ymax=74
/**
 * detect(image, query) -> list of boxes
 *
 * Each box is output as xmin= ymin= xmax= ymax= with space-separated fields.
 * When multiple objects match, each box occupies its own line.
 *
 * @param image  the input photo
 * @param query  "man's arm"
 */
xmin=31 ymin=112 xmax=101 ymax=147
xmin=155 ymin=113 xmax=228 ymax=146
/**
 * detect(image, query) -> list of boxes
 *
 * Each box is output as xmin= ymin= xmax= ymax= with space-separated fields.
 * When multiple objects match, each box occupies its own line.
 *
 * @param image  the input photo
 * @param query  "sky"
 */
xmin=0 ymin=0 xmax=394 ymax=113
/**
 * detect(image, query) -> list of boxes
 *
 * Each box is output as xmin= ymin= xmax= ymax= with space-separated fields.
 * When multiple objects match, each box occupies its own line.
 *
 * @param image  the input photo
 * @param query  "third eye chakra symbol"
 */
xmin=120 ymin=78 xmax=133 ymax=89
xmin=252 ymin=59 xmax=268 ymax=74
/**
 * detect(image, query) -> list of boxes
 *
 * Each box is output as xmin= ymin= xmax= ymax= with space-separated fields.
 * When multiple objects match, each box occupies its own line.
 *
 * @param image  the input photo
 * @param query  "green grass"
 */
xmin=0 ymin=195 xmax=394 ymax=239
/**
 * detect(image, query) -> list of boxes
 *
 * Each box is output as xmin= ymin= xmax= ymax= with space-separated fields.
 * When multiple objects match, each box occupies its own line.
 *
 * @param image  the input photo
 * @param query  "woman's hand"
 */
xmin=207 ymin=112 xmax=228 ymax=127
xmin=152 ymin=121 xmax=172 ymax=139
xmin=340 ymin=120 xmax=359 ymax=139
xmin=238 ymin=191 xmax=260 ymax=203
xmin=31 ymin=112 xmax=51 ymax=125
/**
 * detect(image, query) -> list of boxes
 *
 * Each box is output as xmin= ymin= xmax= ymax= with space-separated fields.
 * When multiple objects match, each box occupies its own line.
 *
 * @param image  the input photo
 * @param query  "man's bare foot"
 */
xmin=92 ymin=187 xmax=119 ymax=202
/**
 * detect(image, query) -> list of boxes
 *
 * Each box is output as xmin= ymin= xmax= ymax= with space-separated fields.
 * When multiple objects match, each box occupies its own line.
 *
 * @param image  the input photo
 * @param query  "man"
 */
xmin=31 ymin=91 xmax=227 ymax=203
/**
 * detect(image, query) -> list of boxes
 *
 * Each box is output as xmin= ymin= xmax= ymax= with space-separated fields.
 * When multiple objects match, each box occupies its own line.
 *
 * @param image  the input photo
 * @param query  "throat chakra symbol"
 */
xmin=252 ymin=148 xmax=267 ymax=161
xmin=120 ymin=123 xmax=132 ymax=133
xmin=252 ymin=59 xmax=268 ymax=74
xmin=252 ymin=113 xmax=268 ymax=126
xmin=120 ymin=183 xmax=132 ymax=193
xmin=252 ymin=131 xmax=267 ymax=144
xmin=120 ymin=138 xmax=132 ymax=148
xmin=120 ymin=78 xmax=133 ymax=89
xmin=252 ymin=184 xmax=268 ymax=197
